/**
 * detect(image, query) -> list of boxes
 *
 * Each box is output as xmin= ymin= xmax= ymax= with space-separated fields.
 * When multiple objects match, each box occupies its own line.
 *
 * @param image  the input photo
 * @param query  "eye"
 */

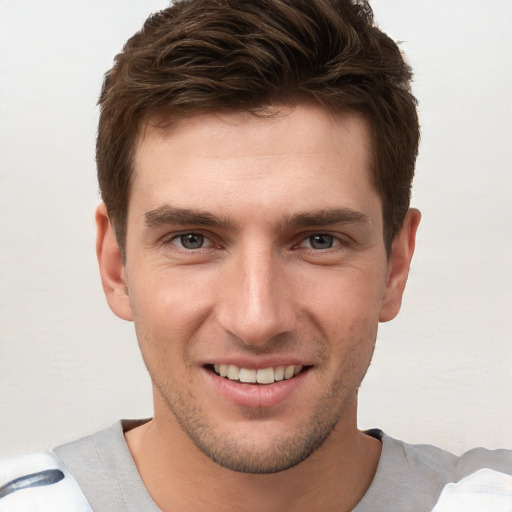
xmin=300 ymin=234 xmax=339 ymax=250
xmin=171 ymin=233 xmax=212 ymax=250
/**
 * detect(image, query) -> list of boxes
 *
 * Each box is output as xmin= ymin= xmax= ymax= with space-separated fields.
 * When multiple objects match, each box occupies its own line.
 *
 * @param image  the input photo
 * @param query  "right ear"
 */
xmin=95 ymin=202 xmax=133 ymax=321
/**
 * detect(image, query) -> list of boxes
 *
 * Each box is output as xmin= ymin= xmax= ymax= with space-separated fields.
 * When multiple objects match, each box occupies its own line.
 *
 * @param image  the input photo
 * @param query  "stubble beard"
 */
xmin=155 ymin=368 xmax=364 ymax=474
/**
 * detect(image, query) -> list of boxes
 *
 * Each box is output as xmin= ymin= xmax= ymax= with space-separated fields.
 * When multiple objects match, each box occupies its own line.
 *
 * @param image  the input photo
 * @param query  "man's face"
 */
xmin=105 ymin=104 xmax=408 ymax=473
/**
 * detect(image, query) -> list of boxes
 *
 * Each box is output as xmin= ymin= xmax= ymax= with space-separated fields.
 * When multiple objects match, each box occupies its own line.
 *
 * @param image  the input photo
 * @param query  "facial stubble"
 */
xmin=154 ymin=345 xmax=374 ymax=474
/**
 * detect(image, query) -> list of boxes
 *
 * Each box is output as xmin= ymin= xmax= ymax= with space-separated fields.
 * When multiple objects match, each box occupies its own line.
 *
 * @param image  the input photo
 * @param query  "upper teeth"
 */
xmin=213 ymin=364 xmax=303 ymax=384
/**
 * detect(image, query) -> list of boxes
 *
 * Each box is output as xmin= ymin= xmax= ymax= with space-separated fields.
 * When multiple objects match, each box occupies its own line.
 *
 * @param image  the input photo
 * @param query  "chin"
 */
xmin=177 ymin=412 xmax=341 ymax=474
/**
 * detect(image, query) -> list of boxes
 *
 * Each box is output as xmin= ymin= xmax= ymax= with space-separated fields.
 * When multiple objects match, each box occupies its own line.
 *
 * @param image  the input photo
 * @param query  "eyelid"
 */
xmin=161 ymin=230 xmax=217 ymax=250
xmin=298 ymin=234 xmax=339 ymax=250
xmin=295 ymin=231 xmax=351 ymax=248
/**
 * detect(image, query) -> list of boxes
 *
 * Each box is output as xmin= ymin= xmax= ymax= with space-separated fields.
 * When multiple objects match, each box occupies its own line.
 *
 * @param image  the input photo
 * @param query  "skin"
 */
xmin=96 ymin=104 xmax=420 ymax=511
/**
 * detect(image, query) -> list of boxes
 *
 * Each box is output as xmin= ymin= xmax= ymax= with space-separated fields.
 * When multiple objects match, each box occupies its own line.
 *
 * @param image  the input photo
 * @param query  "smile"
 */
xmin=212 ymin=364 xmax=305 ymax=384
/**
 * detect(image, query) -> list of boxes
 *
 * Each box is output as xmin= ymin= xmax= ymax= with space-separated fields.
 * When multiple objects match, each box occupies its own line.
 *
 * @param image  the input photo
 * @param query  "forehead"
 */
xmin=130 ymin=104 xmax=379 ymax=224
xmin=136 ymin=105 xmax=372 ymax=167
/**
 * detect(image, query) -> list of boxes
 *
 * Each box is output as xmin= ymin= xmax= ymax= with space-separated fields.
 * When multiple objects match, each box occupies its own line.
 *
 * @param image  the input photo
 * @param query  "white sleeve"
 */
xmin=431 ymin=468 xmax=512 ymax=512
xmin=0 ymin=451 xmax=92 ymax=512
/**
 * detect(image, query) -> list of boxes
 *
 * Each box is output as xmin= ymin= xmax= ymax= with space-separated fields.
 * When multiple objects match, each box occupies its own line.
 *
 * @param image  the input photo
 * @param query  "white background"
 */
xmin=1 ymin=0 xmax=511 ymax=457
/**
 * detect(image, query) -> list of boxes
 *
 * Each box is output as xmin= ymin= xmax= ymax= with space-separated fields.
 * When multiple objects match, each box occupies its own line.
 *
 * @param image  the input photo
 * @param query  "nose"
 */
xmin=216 ymin=244 xmax=296 ymax=348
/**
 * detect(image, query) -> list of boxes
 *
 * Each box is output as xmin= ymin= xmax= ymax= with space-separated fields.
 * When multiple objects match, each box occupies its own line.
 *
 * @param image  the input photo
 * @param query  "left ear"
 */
xmin=379 ymin=208 xmax=421 ymax=322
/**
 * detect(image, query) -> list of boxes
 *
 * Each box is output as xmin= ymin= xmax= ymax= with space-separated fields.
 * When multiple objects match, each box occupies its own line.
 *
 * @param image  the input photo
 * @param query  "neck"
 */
xmin=125 ymin=403 xmax=381 ymax=512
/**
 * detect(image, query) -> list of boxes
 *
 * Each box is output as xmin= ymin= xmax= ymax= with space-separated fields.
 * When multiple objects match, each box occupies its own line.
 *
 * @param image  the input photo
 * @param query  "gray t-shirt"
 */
xmin=49 ymin=420 xmax=511 ymax=511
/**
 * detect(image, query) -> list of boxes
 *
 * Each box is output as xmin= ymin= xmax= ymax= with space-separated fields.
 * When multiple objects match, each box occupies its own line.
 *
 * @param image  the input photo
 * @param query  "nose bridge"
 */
xmin=218 ymin=241 xmax=294 ymax=346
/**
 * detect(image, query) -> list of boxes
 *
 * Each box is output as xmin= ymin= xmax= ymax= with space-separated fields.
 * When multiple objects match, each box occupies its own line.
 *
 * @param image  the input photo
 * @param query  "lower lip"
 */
xmin=204 ymin=368 xmax=309 ymax=409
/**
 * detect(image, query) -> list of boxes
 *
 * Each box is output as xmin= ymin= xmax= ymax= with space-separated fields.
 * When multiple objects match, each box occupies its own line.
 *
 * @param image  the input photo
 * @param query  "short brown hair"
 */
xmin=97 ymin=0 xmax=419 ymax=256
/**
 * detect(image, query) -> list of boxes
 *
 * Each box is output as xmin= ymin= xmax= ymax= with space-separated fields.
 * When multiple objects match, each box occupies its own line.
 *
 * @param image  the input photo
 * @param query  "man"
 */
xmin=1 ymin=0 xmax=510 ymax=510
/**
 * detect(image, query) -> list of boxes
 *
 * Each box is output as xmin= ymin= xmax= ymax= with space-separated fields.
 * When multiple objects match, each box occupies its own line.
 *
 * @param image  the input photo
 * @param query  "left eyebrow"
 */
xmin=283 ymin=208 xmax=371 ymax=229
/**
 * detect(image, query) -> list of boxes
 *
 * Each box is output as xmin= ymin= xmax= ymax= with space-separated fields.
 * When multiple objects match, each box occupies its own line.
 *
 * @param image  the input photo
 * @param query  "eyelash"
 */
xmin=296 ymin=233 xmax=342 ymax=251
xmin=164 ymin=232 xmax=215 ymax=251
xmin=162 ymin=231 xmax=349 ymax=253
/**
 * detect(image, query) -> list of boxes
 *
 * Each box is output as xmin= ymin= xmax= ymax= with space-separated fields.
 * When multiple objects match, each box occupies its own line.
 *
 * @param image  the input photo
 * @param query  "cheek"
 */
xmin=298 ymin=266 xmax=386 ymax=331
xmin=128 ymin=267 xmax=219 ymax=350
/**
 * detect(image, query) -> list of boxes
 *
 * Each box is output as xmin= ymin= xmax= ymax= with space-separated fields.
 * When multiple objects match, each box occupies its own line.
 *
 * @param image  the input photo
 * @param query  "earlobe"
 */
xmin=379 ymin=208 xmax=421 ymax=323
xmin=95 ymin=203 xmax=133 ymax=321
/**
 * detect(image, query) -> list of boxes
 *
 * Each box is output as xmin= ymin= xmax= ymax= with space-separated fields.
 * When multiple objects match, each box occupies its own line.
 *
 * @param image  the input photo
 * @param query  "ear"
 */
xmin=379 ymin=208 xmax=421 ymax=322
xmin=96 ymin=202 xmax=133 ymax=321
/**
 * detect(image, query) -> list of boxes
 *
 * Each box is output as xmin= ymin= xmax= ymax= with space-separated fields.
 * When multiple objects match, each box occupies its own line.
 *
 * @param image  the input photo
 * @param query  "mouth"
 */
xmin=207 ymin=364 xmax=309 ymax=385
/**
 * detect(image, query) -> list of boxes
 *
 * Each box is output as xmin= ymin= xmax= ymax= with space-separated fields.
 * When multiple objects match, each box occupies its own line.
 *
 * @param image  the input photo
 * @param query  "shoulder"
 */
xmin=384 ymin=433 xmax=512 ymax=480
xmin=0 ymin=451 xmax=92 ymax=511
xmin=355 ymin=430 xmax=512 ymax=512
xmin=392 ymin=437 xmax=512 ymax=511
xmin=1 ymin=420 xmax=156 ymax=512
xmin=52 ymin=419 xmax=158 ymax=511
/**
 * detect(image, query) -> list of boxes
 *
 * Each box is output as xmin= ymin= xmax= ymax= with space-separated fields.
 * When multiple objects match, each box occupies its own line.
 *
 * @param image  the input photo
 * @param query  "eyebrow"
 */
xmin=145 ymin=205 xmax=233 ymax=229
xmin=283 ymin=208 xmax=371 ymax=228
xmin=145 ymin=205 xmax=370 ymax=231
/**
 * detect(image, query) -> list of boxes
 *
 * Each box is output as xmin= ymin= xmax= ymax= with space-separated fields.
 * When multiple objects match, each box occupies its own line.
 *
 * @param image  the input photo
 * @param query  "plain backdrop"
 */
xmin=1 ymin=0 xmax=511 ymax=457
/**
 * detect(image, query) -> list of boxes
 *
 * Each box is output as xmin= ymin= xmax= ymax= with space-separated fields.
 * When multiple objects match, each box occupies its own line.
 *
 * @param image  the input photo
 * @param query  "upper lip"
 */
xmin=203 ymin=357 xmax=313 ymax=369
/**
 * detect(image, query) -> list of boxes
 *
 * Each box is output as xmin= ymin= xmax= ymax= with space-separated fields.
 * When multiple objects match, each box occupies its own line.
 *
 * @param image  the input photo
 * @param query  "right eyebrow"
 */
xmin=144 ymin=205 xmax=234 ymax=230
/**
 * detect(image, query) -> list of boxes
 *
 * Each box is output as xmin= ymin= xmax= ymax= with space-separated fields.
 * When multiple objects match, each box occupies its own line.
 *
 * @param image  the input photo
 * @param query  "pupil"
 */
xmin=310 ymin=234 xmax=333 ymax=249
xmin=181 ymin=233 xmax=204 ymax=249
